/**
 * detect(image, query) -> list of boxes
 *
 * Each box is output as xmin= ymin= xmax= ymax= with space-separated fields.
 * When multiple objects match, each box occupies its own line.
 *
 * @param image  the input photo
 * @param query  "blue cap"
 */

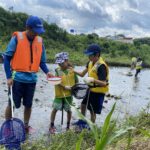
xmin=26 ymin=16 xmax=45 ymax=34
xmin=84 ymin=44 xmax=102 ymax=55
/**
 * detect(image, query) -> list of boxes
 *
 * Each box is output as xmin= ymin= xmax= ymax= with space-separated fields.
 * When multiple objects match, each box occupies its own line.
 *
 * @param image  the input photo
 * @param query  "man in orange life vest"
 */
xmin=3 ymin=16 xmax=53 ymax=133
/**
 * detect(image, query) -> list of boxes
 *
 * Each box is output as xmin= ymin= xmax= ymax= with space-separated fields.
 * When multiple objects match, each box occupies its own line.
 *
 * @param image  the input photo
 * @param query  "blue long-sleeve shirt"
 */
xmin=4 ymin=36 xmax=49 ymax=83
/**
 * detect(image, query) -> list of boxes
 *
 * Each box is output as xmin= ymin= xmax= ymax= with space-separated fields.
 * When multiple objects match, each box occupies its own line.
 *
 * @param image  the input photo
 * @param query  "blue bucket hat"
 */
xmin=26 ymin=16 xmax=45 ymax=34
xmin=61 ymin=52 xmax=69 ymax=60
xmin=84 ymin=44 xmax=102 ymax=55
xmin=55 ymin=52 xmax=69 ymax=64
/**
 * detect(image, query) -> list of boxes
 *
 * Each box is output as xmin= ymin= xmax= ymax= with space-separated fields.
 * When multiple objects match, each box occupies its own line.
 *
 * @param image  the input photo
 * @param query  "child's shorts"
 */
xmin=53 ymin=96 xmax=73 ymax=112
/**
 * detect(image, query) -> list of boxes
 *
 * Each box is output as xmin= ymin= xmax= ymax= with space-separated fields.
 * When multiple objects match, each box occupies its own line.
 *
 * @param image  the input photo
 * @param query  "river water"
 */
xmin=0 ymin=64 xmax=150 ymax=136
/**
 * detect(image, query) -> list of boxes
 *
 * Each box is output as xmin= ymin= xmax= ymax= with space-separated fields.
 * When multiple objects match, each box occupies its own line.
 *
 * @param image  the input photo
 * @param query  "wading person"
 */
xmin=74 ymin=44 xmax=109 ymax=125
xmin=135 ymin=57 xmax=143 ymax=77
xmin=3 ymin=15 xmax=53 ymax=133
xmin=49 ymin=52 xmax=78 ymax=134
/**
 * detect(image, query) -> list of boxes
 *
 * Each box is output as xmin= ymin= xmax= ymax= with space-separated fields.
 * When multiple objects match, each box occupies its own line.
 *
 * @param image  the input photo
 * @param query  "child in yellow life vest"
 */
xmin=49 ymin=52 xmax=78 ymax=134
xmin=73 ymin=44 xmax=109 ymax=124
xmin=135 ymin=57 xmax=143 ymax=77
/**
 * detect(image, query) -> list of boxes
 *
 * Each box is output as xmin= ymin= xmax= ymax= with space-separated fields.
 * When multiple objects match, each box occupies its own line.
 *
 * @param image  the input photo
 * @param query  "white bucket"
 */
xmin=47 ymin=77 xmax=62 ymax=85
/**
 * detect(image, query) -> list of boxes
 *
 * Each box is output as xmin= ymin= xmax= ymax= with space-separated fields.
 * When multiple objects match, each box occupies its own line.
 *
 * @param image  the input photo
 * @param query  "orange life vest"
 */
xmin=11 ymin=31 xmax=43 ymax=72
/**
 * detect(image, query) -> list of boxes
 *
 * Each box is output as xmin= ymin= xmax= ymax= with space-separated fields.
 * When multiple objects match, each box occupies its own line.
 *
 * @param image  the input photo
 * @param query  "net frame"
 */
xmin=0 ymin=86 xmax=26 ymax=149
xmin=71 ymin=83 xmax=89 ymax=99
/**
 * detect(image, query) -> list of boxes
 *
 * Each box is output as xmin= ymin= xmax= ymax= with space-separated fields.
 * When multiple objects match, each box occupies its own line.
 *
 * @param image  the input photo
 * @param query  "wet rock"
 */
xmin=4 ymin=89 xmax=8 ymax=92
xmin=42 ymin=80 xmax=48 ymax=83
xmin=35 ymin=98 xmax=40 ymax=102
xmin=106 ymin=93 xmax=111 ymax=97
xmin=105 ymin=93 xmax=122 ymax=100
xmin=110 ymin=95 xmax=114 ymax=98
xmin=114 ymin=96 xmax=121 ymax=100
xmin=104 ymin=100 xmax=108 ymax=103
xmin=0 ymin=115 xmax=4 ymax=118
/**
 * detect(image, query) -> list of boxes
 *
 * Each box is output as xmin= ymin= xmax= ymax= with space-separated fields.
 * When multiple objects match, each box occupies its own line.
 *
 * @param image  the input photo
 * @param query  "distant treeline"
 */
xmin=0 ymin=7 xmax=150 ymax=67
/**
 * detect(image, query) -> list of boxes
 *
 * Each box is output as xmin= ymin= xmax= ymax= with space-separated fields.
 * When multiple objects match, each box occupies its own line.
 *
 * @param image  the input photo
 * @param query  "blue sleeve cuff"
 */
xmin=40 ymin=62 xmax=49 ymax=74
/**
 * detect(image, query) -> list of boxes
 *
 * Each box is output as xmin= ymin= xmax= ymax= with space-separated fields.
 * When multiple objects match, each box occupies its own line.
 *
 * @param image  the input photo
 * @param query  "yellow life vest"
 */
xmin=88 ymin=57 xmax=109 ymax=94
xmin=55 ymin=68 xmax=75 ymax=98
xmin=136 ymin=61 xmax=142 ymax=69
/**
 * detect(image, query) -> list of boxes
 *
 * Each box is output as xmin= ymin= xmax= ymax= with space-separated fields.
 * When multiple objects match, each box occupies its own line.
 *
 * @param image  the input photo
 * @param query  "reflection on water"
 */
xmin=132 ymin=77 xmax=140 ymax=91
xmin=0 ymin=64 xmax=150 ymax=137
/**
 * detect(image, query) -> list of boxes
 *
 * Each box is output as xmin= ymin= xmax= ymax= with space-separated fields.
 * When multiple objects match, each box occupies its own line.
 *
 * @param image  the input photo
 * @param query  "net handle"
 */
xmin=10 ymin=86 xmax=14 ymax=118
xmin=61 ymin=99 xmax=64 ymax=125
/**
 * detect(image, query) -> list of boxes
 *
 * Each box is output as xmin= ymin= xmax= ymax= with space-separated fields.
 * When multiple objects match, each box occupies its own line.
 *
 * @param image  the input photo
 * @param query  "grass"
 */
xmin=0 ymin=104 xmax=149 ymax=150
xmin=45 ymin=48 xmax=133 ymax=67
xmin=20 ymin=103 xmax=141 ymax=149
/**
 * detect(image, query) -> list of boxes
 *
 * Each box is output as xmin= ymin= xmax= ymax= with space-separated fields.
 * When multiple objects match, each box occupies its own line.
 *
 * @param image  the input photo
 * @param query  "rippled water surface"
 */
xmin=0 ymin=64 xmax=150 ymax=136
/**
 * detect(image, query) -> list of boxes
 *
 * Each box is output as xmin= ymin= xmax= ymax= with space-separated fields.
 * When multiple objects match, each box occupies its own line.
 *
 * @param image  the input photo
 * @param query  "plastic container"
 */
xmin=47 ymin=76 xmax=62 ymax=85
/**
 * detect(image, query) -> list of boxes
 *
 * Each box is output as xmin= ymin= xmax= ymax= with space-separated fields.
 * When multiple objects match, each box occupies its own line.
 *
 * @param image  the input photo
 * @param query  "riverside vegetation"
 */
xmin=0 ymin=7 xmax=150 ymax=67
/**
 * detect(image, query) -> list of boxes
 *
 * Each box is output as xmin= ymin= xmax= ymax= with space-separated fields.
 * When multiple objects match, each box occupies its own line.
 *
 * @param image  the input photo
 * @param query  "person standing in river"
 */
xmin=73 ymin=44 xmax=109 ymax=125
xmin=135 ymin=57 xmax=143 ymax=77
xmin=3 ymin=15 xmax=53 ymax=133
xmin=49 ymin=52 xmax=78 ymax=134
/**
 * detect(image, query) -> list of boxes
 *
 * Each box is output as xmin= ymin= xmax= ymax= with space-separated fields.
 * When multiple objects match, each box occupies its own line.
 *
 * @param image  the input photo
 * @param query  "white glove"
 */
xmin=84 ymin=77 xmax=94 ymax=85
xmin=64 ymin=86 xmax=72 ymax=90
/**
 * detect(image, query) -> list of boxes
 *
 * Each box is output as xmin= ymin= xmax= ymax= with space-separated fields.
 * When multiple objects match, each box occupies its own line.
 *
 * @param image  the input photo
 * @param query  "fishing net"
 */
xmin=71 ymin=83 xmax=89 ymax=99
xmin=73 ymin=119 xmax=90 ymax=132
xmin=0 ymin=86 xmax=26 ymax=149
xmin=0 ymin=118 xmax=25 ymax=150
